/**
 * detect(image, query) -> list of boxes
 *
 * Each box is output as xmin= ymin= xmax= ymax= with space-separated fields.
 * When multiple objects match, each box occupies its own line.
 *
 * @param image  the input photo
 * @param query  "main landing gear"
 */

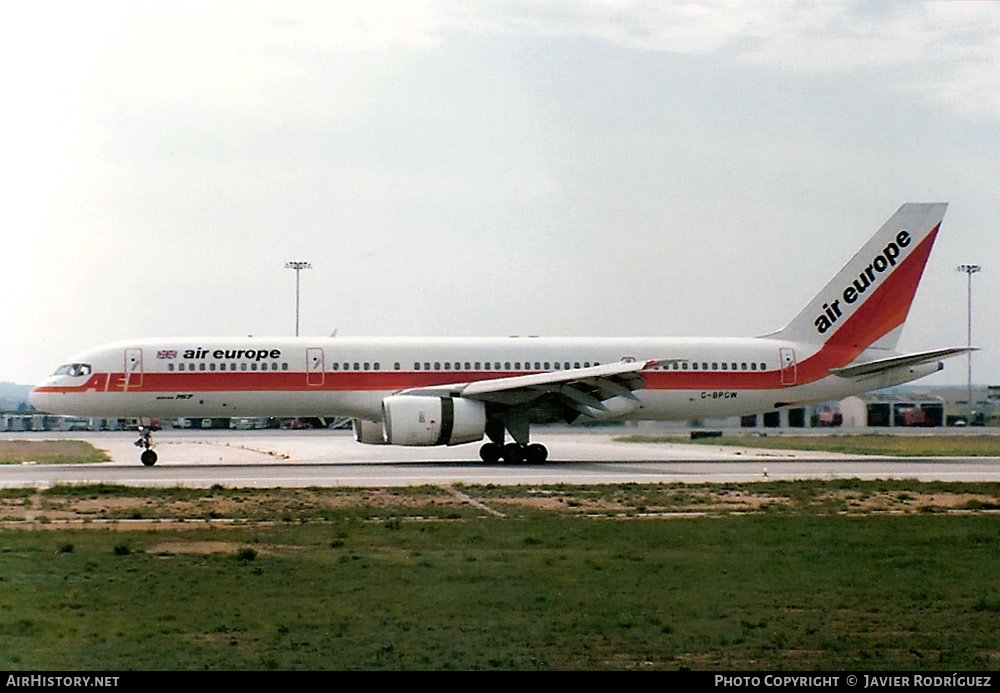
xmin=134 ymin=426 xmax=157 ymax=466
xmin=479 ymin=442 xmax=548 ymax=464
xmin=478 ymin=414 xmax=548 ymax=464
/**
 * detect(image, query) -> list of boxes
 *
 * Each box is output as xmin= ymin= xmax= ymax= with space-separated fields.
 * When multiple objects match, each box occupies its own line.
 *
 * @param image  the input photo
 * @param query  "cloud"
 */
xmin=453 ymin=1 xmax=1000 ymax=118
xmin=16 ymin=2 xmax=995 ymax=117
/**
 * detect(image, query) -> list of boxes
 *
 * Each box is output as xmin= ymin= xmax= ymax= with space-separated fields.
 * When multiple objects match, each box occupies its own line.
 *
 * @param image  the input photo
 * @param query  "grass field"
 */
xmin=616 ymin=434 xmax=1000 ymax=457
xmin=0 ymin=440 xmax=110 ymax=465
xmin=2 ymin=481 xmax=999 ymax=670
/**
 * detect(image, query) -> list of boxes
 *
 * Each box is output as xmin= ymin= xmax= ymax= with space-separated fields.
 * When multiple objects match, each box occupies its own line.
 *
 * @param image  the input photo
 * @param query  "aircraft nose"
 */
xmin=28 ymin=387 xmax=50 ymax=413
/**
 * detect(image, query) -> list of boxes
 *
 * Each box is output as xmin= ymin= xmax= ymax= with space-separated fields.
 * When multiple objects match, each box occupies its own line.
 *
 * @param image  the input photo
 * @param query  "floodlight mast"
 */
xmin=285 ymin=261 xmax=312 ymax=337
xmin=956 ymin=264 xmax=981 ymax=425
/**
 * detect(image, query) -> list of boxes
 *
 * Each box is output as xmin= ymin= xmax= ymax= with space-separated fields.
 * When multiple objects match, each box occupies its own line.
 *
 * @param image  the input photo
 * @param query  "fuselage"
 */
xmin=28 ymin=334 xmax=937 ymax=424
xmin=26 ymin=204 xmax=958 ymax=466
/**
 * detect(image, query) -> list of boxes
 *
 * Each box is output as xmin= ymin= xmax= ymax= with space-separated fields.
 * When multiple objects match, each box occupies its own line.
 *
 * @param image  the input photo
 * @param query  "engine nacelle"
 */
xmin=353 ymin=418 xmax=387 ymax=445
xmin=382 ymin=395 xmax=486 ymax=446
xmin=577 ymin=395 xmax=642 ymax=421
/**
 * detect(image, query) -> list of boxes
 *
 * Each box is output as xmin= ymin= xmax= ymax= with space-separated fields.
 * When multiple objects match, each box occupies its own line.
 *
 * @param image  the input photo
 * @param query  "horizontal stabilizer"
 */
xmin=829 ymin=347 xmax=973 ymax=380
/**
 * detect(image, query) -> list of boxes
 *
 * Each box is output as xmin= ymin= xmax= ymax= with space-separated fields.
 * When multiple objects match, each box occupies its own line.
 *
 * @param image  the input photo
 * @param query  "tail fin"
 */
xmin=772 ymin=203 xmax=947 ymax=352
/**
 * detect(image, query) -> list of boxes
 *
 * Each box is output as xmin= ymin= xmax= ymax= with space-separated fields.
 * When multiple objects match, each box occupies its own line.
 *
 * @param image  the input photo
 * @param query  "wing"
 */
xmin=397 ymin=358 xmax=664 ymax=420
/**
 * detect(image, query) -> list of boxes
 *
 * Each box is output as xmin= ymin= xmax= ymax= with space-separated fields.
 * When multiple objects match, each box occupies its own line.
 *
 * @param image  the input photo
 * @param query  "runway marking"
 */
xmin=440 ymin=484 xmax=505 ymax=517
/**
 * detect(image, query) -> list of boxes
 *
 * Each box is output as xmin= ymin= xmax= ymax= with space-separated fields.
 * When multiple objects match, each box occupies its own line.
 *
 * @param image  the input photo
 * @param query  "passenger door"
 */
xmin=124 ymin=348 xmax=143 ymax=390
xmin=779 ymin=348 xmax=796 ymax=386
xmin=306 ymin=348 xmax=325 ymax=386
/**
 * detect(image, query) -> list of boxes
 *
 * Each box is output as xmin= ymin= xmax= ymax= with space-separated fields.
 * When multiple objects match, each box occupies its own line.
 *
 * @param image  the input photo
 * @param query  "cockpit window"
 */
xmin=54 ymin=363 xmax=92 ymax=377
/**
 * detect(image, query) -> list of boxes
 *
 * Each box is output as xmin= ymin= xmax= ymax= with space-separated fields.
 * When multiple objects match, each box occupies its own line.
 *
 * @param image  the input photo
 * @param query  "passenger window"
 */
xmin=465 ymin=362 xmax=471 ymax=370
xmin=394 ymin=362 xmax=401 ymax=371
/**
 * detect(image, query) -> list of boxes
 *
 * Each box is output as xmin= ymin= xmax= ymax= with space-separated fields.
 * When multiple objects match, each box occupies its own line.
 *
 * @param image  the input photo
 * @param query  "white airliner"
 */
xmin=31 ymin=203 xmax=969 ymax=466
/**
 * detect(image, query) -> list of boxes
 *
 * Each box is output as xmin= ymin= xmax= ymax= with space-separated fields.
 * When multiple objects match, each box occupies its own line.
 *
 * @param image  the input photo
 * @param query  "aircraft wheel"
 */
xmin=140 ymin=449 xmax=158 ymax=466
xmin=501 ymin=442 xmax=525 ymax=464
xmin=525 ymin=443 xmax=548 ymax=464
xmin=479 ymin=442 xmax=502 ymax=464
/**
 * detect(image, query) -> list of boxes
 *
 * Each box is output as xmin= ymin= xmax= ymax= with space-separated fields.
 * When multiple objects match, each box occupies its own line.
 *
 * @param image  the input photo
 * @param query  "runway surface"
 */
xmin=0 ymin=431 xmax=1000 ymax=488
xmin=2 ymin=429 xmax=1000 ymax=488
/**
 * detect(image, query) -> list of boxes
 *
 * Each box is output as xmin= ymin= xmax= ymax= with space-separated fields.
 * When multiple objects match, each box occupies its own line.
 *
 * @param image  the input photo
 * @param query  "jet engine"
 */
xmin=382 ymin=395 xmax=486 ymax=446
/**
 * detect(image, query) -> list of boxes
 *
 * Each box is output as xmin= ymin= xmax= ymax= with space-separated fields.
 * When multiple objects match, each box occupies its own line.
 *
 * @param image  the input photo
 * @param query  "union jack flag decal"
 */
xmin=157 ymin=350 xmax=177 ymax=359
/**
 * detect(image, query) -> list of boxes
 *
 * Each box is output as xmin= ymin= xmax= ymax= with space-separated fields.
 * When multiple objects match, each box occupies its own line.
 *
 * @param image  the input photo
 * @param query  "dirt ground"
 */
xmin=2 ymin=484 xmax=997 ymax=528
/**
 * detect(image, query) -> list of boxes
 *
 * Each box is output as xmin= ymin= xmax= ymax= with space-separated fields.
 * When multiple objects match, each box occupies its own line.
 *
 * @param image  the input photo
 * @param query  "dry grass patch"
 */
xmin=0 ymin=440 xmax=110 ymax=464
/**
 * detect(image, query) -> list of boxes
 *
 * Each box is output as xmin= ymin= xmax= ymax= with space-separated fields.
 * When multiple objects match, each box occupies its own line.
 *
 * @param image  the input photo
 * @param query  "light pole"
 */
xmin=956 ymin=264 xmax=981 ymax=425
xmin=285 ymin=261 xmax=312 ymax=337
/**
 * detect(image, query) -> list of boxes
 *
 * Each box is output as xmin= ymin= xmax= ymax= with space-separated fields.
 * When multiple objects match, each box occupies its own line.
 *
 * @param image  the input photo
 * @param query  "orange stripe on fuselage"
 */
xmin=34 ymin=368 xmax=785 ymax=394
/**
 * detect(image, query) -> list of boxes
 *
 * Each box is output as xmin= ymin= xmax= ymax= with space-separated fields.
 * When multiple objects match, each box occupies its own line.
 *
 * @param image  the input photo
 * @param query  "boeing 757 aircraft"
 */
xmin=31 ymin=203 xmax=968 ymax=465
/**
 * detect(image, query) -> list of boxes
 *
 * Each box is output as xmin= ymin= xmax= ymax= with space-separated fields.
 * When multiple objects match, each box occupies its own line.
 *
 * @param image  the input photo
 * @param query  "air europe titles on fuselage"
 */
xmin=179 ymin=348 xmax=282 ymax=362
xmin=813 ymin=230 xmax=912 ymax=335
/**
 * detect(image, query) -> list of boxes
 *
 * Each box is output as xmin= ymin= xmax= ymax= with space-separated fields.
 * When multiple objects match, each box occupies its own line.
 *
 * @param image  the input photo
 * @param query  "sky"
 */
xmin=2 ymin=0 xmax=998 ymax=387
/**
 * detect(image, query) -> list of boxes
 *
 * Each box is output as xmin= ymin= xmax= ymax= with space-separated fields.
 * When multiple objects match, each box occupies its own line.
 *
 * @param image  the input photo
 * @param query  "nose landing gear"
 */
xmin=134 ymin=426 xmax=157 ymax=466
